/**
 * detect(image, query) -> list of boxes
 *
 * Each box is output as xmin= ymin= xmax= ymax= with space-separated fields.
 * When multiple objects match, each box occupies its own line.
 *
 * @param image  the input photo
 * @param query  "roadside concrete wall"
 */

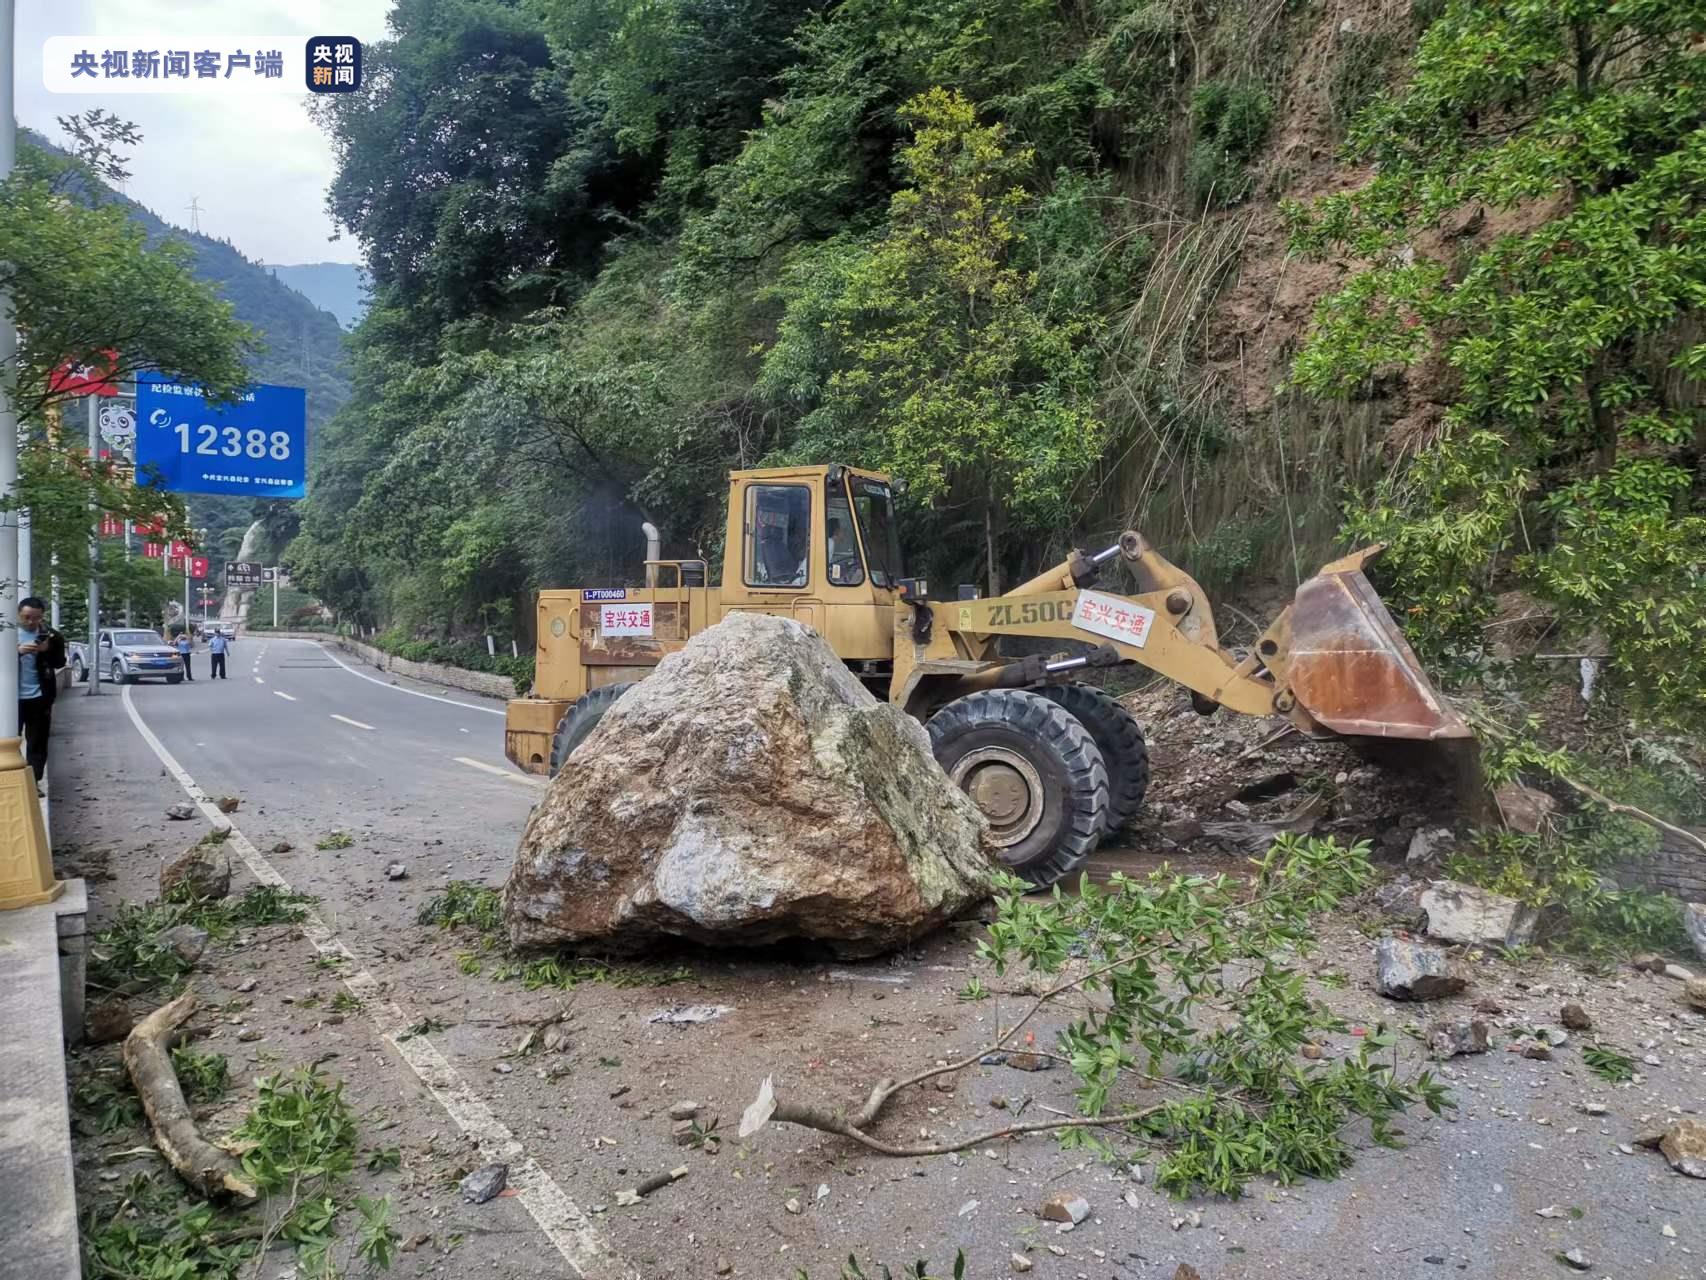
xmin=256 ymin=631 xmax=518 ymax=701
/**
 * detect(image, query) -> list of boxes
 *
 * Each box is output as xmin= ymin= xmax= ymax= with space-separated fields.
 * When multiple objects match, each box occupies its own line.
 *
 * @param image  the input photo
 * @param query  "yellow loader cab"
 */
xmin=507 ymin=463 xmax=1468 ymax=887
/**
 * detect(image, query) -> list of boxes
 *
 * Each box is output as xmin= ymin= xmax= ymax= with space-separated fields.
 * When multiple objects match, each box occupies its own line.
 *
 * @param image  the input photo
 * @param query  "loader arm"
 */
xmin=912 ymin=532 xmax=1470 ymax=741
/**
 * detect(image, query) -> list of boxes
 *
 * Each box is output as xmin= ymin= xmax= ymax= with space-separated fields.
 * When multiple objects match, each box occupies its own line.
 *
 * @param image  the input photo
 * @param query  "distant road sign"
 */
xmin=135 ymin=373 xmax=307 ymax=498
xmin=226 ymin=560 xmax=263 ymax=585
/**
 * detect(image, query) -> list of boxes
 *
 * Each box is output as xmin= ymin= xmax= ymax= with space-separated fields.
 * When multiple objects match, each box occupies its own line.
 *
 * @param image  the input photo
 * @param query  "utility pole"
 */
xmin=186 ymin=195 xmax=203 ymax=234
xmin=1 ymin=0 xmax=20 ymax=731
xmin=86 ymin=399 xmax=100 ymax=695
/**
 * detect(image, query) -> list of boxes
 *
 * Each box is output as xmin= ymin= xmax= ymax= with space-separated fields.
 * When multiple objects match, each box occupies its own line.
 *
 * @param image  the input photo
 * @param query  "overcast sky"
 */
xmin=17 ymin=0 xmax=394 ymax=266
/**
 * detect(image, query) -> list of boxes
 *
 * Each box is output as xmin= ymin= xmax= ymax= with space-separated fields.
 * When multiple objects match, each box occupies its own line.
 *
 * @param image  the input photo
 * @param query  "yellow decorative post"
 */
xmin=0 ymin=737 xmax=60 ymax=909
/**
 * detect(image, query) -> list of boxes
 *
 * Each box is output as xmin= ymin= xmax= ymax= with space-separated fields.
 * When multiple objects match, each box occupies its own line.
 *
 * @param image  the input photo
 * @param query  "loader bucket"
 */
xmin=1283 ymin=547 xmax=1472 ymax=741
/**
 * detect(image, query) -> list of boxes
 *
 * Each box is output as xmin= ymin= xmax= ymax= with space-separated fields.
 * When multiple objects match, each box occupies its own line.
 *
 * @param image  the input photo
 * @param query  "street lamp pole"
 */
xmin=0 ymin=0 xmax=20 ymax=732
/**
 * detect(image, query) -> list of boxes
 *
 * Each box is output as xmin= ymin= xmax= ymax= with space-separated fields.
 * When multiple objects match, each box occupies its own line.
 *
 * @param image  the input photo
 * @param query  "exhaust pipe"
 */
xmin=641 ymin=521 xmax=660 ymax=587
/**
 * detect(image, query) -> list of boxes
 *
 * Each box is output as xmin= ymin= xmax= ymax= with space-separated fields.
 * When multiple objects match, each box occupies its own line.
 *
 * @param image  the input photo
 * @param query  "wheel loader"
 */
xmin=504 ymin=463 xmax=1469 ymax=886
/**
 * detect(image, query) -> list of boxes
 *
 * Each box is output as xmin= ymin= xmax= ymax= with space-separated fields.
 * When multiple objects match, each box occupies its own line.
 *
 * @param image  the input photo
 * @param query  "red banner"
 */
xmin=98 ymin=514 xmax=124 ymax=538
xmin=170 ymin=539 xmax=193 ymax=558
xmin=189 ymin=556 xmax=210 ymax=579
xmin=168 ymin=555 xmax=184 ymax=571
xmin=49 ymin=350 xmax=121 ymax=398
xmin=133 ymin=517 xmax=165 ymax=536
xmin=143 ymin=542 xmax=164 ymax=559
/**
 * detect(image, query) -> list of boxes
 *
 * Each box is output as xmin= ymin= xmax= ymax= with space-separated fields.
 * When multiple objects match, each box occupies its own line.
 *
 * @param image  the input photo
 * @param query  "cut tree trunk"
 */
xmin=122 ymin=991 xmax=257 ymax=1200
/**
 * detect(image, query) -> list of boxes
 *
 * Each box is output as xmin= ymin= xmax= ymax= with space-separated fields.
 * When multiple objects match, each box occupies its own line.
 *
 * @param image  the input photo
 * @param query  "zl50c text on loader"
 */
xmin=505 ymin=464 xmax=1468 ymax=886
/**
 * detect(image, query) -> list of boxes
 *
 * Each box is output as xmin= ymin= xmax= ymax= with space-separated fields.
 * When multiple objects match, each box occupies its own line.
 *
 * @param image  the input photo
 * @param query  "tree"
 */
xmin=1288 ymin=0 xmax=1706 ymax=725
xmin=3 ymin=119 xmax=256 ymax=594
xmin=767 ymin=89 xmax=1104 ymax=591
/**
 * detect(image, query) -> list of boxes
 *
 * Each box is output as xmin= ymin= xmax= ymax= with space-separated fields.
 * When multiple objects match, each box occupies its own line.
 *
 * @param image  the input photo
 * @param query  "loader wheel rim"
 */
xmin=950 ymin=746 xmax=1044 ymax=847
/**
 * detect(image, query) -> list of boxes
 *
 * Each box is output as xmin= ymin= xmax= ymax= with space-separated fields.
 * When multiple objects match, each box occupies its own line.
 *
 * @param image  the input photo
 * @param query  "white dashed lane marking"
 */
xmin=330 ymin=714 xmax=374 ymax=731
xmin=117 ymin=686 xmax=618 ymax=1278
xmin=454 ymin=756 xmax=545 ymax=787
xmin=273 ymin=691 xmax=297 ymax=702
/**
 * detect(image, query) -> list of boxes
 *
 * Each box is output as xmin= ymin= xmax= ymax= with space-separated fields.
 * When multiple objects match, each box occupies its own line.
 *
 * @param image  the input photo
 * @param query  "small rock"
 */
xmin=1006 ymin=1052 xmax=1053 ymax=1072
xmin=542 ymin=1023 xmax=572 ymax=1053
xmin=1493 ymin=781 xmax=1555 ymax=834
xmin=1561 ymin=1248 xmax=1590 ymax=1271
xmin=815 ymin=1183 xmax=829 ymax=1201
xmin=1634 ymin=1127 xmax=1667 ymax=1149
xmin=165 ymin=803 xmax=195 ymax=821
xmin=1643 ymin=1052 xmax=1662 ymax=1066
xmin=1172 ymin=1268 xmax=1202 ymax=1280
xmin=84 ymin=998 xmax=133 ymax=1045
xmin=1375 ymin=937 xmax=1468 ymax=1001
xmin=1632 ymin=953 xmax=1666 ymax=974
xmin=460 ymin=1164 xmax=508 ymax=1204
xmin=1684 ymin=977 xmax=1706 ymax=1013
xmin=1521 ymin=1042 xmax=1553 ymax=1061
xmin=1040 ymin=1193 xmax=1091 ymax=1224
xmin=1010 ymin=1254 xmax=1033 ymax=1274
xmin=1406 ymin=827 xmax=1454 ymax=868
xmin=1374 ymin=875 xmax=1425 ymax=919
xmin=235 ymin=977 xmax=257 ymax=993
xmin=385 ymin=862 xmax=408 ymax=881
xmin=671 ymin=1119 xmax=698 ymax=1146
xmin=1663 ymin=963 xmax=1696 ymax=982
xmin=269 ymin=841 xmax=293 ymax=854
xmin=1535 ymin=1205 xmax=1567 ymax=1219
xmin=1559 ymin=1003 xmax=1591 ymax=1031
xmin=1659 ymin=1118 xmax=1706 ymax=1178
xmin=1427 ymin=1019 xmax=1489 ymax=1059
xmin=1578 ymin=1102 xmax=1608 ymax=1116
xmin=1473 ymin=997 xmax=1506 ymax=1015
xmin=1535 ymin=1025 xmax=1570 ymax=1047
xmin=214 ymin=796 xmax=241 ymax=814
xmin=160 ymin=841 xmax=232 ymax=901
xmin=669 ymin=1100 xmax=701 ymax=1121
xmin=614 ymin=1189 xmax=641 ymax=1207
xmin=715 ymin=1261 xmax=733 ymax=1276
xmin=159 ymin=924 xmax=209 ymax=966
xmin=784 ymin=1197 xmax=802 ymax=1215
xmin=1423 ymin=1258 xmax=1444 ymax=1266
xmin=1122 ymin=1190 xmax=1142 ymax=1210
xmin=237 ymin=1028 xmax=262 ymax=1042
xmin=1301 ymin=1042 xmax=1324 ymax=1059
xmin=492 ymin=1063 xmax=513 ymax=1074
xmin=1662 ymin=1224 xmax=1676 ymax=1239
xmin=1420 ymin=880 xmax=1537 ymax=948
xmin=399 ymin=1233 xmax=430 ymax=1253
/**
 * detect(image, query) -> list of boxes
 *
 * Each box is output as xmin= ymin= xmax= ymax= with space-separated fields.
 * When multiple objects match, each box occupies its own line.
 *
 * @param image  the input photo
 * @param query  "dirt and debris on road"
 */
xmin=56 ymin=677 xmax=1706 ymax=1280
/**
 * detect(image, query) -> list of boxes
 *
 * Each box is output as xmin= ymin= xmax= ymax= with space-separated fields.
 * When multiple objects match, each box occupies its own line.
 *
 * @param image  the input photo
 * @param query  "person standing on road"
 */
xmin=208 ymin=628 xmax=229 ymax=680
xmin=175 ymin=629 xmax=194 ymax=681
xmin=16 ymin=596 xmax=66 ymax=784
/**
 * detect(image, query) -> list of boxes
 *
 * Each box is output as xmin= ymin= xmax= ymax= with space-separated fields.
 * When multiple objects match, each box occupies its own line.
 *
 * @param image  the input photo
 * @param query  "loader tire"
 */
xmin=1034 ymin=683 xmax=1149 ymax=834
xmin=550 ymin=682 xmax=636 ymax=776
xmin=926 ymin=689 xmax=1108 ymax=888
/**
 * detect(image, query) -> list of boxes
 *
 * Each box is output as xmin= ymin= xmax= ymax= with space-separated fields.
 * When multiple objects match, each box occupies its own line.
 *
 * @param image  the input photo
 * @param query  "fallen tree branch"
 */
xmin=766 ymin=1097 xmax=1167 ymax=1157
xmin=122 ymin=991 xmax=257 ymax=1201
xmin=1553 ymin=772 xmax=1706 ymax=859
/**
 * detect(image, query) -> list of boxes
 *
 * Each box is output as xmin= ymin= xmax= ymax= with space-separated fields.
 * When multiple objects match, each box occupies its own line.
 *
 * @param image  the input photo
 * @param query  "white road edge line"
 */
xmin=253 ymin=677 xmax=265 ymax=685
xmin=312 ymin=641 xmax=505 ymax=717
xmin=330 ymin=714 xmax=375 ymax=731
xmin=454 ymin=755 xmax=546 ymax=788
xmin=273 ymin=690 xmax=298 ymax=702
xmin=118 ymin=685 xmax=619 ymax=1279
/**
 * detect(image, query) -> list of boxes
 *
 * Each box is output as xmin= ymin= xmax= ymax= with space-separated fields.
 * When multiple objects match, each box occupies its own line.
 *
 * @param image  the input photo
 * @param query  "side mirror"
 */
xmin=100 ymin=637 xmax=111 ymax=647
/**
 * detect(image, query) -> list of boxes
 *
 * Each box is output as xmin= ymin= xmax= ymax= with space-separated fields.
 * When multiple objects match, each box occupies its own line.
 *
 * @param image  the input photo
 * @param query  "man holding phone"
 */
xmin=17 ymin=596 xmax=66 ymax=784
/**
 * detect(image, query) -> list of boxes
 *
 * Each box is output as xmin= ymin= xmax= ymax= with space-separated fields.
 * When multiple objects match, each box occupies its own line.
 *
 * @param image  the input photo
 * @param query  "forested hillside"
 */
xmin=293 ymin=0 xmax=1705 ymax=729
xmin=265 ymin=262 xmax=370 ymax=330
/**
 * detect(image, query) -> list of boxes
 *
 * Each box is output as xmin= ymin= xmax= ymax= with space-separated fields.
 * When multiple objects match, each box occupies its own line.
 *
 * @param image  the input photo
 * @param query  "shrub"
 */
xmin=1187 ymin=81 xmax=1272 ymax=208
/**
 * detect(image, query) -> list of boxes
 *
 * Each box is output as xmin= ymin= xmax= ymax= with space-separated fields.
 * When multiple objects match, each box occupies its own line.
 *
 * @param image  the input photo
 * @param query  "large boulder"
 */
xmin=1420 ymin=879 xmax=1538 ymax=949
xmin=503 ymin=613 xmax=994 ymax=957
xmin=1375 ymin=937 xmax=1467 ymax=1001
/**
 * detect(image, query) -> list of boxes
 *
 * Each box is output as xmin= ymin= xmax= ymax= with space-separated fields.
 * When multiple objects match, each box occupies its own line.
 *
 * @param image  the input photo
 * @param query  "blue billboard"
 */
xmin=135 ymin=373 xmax=307 ymax=498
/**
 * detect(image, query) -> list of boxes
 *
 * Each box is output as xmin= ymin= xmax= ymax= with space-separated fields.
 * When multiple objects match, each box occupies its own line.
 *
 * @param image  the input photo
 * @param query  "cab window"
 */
xmin=826 ymin=485 xmax=864 ymax=586
xmin=744 ymin=484 xmax=811 ymax=588
xmin=850 ymin=476 xmax=904 ymax=588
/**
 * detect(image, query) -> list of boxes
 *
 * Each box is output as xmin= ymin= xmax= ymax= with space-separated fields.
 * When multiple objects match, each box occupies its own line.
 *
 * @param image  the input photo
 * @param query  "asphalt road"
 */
xmin=49 ymin=639 xmax=1706 ymax=1280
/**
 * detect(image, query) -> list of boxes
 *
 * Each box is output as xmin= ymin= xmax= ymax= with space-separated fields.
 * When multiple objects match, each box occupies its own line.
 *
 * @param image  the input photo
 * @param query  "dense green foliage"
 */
xmin=1289 ymin=0 xmax=1706 ymax=726
xmin=290 ymin=0 xmax=1279 ymax=635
